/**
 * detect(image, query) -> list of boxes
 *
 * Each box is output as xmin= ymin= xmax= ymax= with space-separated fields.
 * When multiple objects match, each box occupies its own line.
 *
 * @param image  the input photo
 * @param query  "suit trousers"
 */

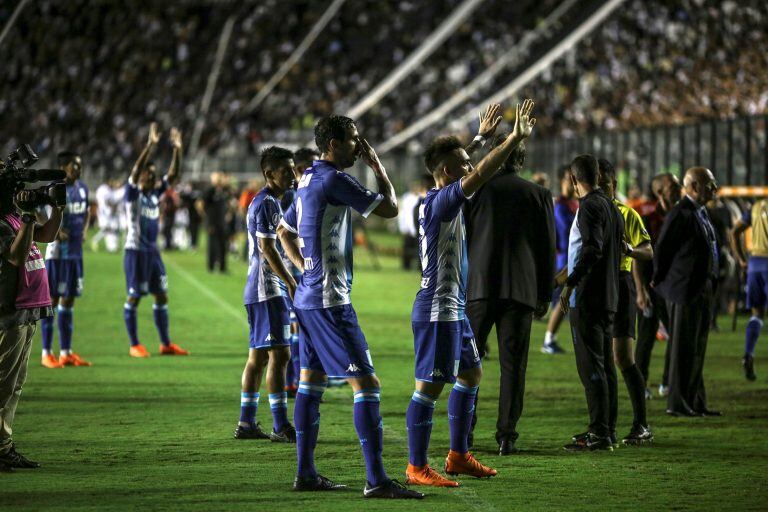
xmin=207 ymin=230 xmax=228 ymax=272
xmin=666 ymin=285 xmax=713 ymax=414
xmin=0 ymin=322 xmax=37 ymax=455
xmin=570 ymin=307 xmax=617 ymax=438
xmin=466 ymin=299 xmax=532 ymax=443
xmin=635 ymin=287 xmax=671 ymax=386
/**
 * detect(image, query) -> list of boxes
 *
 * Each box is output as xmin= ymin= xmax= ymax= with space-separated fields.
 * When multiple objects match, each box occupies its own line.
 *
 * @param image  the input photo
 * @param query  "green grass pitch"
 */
xmin=2 ymin=235 xmax=766 ymax=511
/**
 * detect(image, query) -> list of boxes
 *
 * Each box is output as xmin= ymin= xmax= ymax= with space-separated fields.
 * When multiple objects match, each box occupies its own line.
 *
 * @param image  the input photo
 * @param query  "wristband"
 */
xmin=473 ymin=135 xmax=487 ymax=147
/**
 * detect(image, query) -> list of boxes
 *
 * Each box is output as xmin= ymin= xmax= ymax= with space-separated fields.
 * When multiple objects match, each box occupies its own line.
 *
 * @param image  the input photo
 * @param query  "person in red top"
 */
xmin=0 ymin=185 xmax=64 ymax=472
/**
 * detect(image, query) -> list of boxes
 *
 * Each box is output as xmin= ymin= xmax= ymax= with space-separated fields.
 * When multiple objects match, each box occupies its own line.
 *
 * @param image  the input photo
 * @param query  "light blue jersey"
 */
xmin=243 ymin=187 xmax=288 ymax=304
xmin=45 ymin=180 xmax=89 ymax=260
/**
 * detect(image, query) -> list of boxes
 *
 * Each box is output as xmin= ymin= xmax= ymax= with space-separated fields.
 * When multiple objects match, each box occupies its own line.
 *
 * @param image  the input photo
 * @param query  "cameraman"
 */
xmin=0 ymin=183 xmax=63 ymax=472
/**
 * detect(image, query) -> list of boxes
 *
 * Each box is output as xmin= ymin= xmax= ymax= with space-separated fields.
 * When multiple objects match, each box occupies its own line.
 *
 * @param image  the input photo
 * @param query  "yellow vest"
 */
xmin=750 ymin=200 xmax=768 ymax=257
xmin=614 ymin=199 xmax=651 ymax=272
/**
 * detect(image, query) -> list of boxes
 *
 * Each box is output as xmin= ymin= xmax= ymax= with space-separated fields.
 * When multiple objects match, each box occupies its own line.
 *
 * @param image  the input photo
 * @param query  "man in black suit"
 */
xmin=559 ymin=155 xmax=623 ymax=451
xmin=465 ymin=136 xmax=555 ymax=455
xmin=652 ymin=167 xmax=721 ymax=417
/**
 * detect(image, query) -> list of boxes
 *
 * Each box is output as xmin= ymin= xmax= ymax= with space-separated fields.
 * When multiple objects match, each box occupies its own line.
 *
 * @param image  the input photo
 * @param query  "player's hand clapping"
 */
xmin=511 ymin=99 xmax=536 ymax=141
xmin=170 ymin=127 xmax=183 ymax=150
xmin=147 ymin=122 xmax=161 ymax=146
xmin=477 ymin=103 xmax=503 ymax=139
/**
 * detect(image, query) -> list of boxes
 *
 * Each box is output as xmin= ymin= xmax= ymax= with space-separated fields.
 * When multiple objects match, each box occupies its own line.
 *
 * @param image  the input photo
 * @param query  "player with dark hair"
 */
xmin=731 ymin=195 xmax=768 ymax=381
xmin=278 ymin=115 xmax=422 ymax=499
xmin=597 ymin=158 xmax=654 ymax=444
xmin=559 ymin=154 xmax=624 ymax=451
xmin=122 ymin=123 xmax=188 ymax=357
xmin=404 ymin=101 xmax=535 ymax=487
xmin=282 ymin=147 xmax=321 ymax=395
xmin=40 ymin=151 xmax=92 ymax=368
xmin=235 ymin=146 xmax=298 ymax=441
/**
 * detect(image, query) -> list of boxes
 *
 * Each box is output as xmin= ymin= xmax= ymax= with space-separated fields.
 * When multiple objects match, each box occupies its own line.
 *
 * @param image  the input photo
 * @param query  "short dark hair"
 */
xmin=424 ymin=136 xmax=463 ymax=173
xmin=294 ymin=147 xmax=320 ymax=165
xmin=597 ymin=158 xmax=615 ymax=183
xmin=570 ymin=154 xmax=599 ymax=186
xmin=491 ymin=133 xmax=525 ymax=174
xmin=420 ymin=173 xmax=435 ymax=189
xmin=260 ymin=146 xmax=294 ymax=175
xmin=314 ymin=115 xmax=355 ymax=153
xmin=57 ymin=150 xmax=79 ymax=168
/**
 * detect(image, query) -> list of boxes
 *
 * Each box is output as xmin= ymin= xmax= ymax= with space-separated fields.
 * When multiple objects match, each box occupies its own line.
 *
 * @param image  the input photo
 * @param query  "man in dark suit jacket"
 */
xmin=465 ymin=136 xmax=555 ymax=455
xmin=559 ymin=154 xmax=624 ymax=451
xmin=652 ymin=167 xmax=721 ymax=417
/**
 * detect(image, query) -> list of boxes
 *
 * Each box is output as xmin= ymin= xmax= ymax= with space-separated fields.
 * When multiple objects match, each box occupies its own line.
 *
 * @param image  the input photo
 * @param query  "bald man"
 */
xmin=652 ymin=167 xmax=721 ymax=417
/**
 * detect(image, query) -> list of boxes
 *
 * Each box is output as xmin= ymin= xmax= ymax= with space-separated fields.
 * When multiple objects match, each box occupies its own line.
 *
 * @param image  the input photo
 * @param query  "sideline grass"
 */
xmin=1 ymin=241 xmax=766 ymax=511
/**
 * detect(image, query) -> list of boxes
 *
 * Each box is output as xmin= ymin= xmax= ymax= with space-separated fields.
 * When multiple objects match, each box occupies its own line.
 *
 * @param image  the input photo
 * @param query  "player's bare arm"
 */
xmin=730 ymin=220 xmax=749 ymax=270
xmin=166 ymin=127 xmax=183 ymax=186
xmin=461 ymin=99 xmax=536 ymax=197
xmin=626 ymin=240 xmax=653 ymax=261
xmin=277 ymin=224 xmax=304 ymax=272
xmin=632 ymin=259 xmax=652 ymax=312
xmin=258 ymin=237 xmax=297 ymax=300
xmin=465 ymin=103 xmax=502 ymax=156
xmin=130 ymin=122 xmax=160 ymax=184
xmin=357 ymin=138 xmax=398 ymax=219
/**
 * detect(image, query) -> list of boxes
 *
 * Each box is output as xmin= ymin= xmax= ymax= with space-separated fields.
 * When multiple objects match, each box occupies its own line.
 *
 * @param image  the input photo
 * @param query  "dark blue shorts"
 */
xmin=412 ymin=318 xmax=482 ymax=384
xmin=246 ymin=297 xmax=291 ymax=350
xmin=747 ymin=269 xmax=768 ymax=309
xmin=295 ymin=304 xmax=374 ymax=379
xmin=46 ymin=258 xmax=83 ymax=297
xmin=124 ymin=248 xmax=167 ymax=297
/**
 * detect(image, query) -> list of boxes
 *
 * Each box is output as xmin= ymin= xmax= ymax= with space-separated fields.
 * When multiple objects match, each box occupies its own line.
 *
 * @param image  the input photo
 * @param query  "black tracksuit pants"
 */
xmin=569 ymin=307 xmax=617 ymax=438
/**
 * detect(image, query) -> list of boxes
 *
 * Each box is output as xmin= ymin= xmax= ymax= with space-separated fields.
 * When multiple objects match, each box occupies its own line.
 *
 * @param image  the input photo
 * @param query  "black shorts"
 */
xmin=614 ymin=271 xmax=637 ymax=339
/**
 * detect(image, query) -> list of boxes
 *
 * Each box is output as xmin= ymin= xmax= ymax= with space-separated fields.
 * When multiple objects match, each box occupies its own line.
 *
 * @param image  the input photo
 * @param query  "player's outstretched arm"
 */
xmin=461 ymin=99 xmax=536 ymax=197
xmin=130 ymin=122 xmax=160 ymax=183
xmin=358 ymin=138 xmax=398 ymax=218
xmin=166 ymin=127 xmax=183 ymax=185
xmin=259 ymin=237 xmax=297 ymax=299
xmin=465 ymin=103 xmax=502 ymax=156
xmin=277 ymin=224 xmax=304 ymax=273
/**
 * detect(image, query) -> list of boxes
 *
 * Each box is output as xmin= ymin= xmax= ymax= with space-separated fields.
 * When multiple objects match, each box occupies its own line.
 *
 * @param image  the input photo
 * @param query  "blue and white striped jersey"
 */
xmin=243 ymin=187 xmax=287 ymax=304
xmin=124 ymin=177 xmax=168 ymax=251
xmin=45 ymin=180 xmax=89 ymax=260
xmin=280 ymin=160 xmax=383 ymax=310
xmin=411 ymin=180 xmax=472 ymax=322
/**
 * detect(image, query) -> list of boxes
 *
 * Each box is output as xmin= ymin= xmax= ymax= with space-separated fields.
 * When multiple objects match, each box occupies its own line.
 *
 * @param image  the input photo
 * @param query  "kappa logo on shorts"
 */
xmin=347 ymin=363 xmax=361 ymax=373
xmin=430 ymin=369 xmax=444 ymax=378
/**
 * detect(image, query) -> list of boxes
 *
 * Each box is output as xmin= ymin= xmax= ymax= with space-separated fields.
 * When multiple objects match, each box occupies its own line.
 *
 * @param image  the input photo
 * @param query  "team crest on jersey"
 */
xmin=79 ymin=188 xmax=86 ymax=199
xmin=272 ymin=213 xmax=280 ymax=227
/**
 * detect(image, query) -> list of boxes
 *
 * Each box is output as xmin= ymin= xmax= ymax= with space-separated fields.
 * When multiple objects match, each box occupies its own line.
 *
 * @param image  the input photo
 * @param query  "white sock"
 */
xmin=544 ymin=331 xmax=555 ymax=345
xmin=60 ymin=350 xmax=71 ymax=357
xmin=42 ymin=349 xmax=51 ymax=357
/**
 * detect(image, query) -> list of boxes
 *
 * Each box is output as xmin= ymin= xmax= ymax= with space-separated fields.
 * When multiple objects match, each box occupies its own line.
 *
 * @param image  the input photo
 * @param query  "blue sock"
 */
xmin=448 ymin=382 xmax=478 ymax=454
xmin=290 ymin=334 xmax=300 ymax=386
xmin=406 ymin=390 xmax=436 ymax=467
xmin=57 ymin=305 xmax=73 ymax=353
xmin=269 ymin=392 xmax=290 ymax=432
xmin=124 ymin=303 xmax=140 ymax=347
xmin=745 ymin=316 xmax=763 ymax=356
xmin=240 ymin=392 xmax=259 ymax=426
xmin=295 ymin=381 xmax=326 ymax=479
xmin=41 ymin=315 xmax=54 ymax=354
xmin=153 ymin=304 xmax=171 ymax=346
xmin=353 ymin=388 xmax=388 ymax=487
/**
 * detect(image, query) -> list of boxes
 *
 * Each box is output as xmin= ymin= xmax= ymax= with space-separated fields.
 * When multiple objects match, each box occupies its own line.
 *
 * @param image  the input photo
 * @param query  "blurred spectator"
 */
xmin=397 ymin=180 xmax=421 ymax=270
xmin=199 ymin=171 xmax=232 ymax=273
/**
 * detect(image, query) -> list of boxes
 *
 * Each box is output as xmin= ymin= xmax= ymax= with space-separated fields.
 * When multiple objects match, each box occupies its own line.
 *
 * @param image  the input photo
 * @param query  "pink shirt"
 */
xmin=3 ymin=214 xmax=52 ymax=309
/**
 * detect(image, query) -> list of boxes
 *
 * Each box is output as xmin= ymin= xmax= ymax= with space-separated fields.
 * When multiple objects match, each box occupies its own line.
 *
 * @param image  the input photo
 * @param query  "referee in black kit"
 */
xmin=464 ymin=136 xmax=555 ymax=455
xmin=558 ymin=155 xmax=623 ymax=451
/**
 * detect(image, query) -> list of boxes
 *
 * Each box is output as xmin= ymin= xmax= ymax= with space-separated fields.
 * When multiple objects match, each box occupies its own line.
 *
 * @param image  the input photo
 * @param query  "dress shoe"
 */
xmin=695 ymin=408 xmax=722 ymax=417
xmin=666 ymin=408 xmax=698 ymax=417
xmin=498 ymin=439 xmax=518 ymax=455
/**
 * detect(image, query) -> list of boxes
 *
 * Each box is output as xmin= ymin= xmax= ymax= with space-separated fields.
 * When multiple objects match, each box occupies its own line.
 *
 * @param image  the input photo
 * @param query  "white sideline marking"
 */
xmin=164 ymin=257 xmax=247 ymax=327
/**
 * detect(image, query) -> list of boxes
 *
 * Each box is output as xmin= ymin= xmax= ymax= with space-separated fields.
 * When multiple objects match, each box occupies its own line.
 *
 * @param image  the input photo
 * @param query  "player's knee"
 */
xmin=155 ymin=293 xmax=168 ymax=306
xmin=271 ymin=346 xmax=291 ymax=366
xmin=352 ymin=373 xmax=380 ymax=391
xmin=300 ymin=369 xmax=327 ymax=384
xmin=457 ymin=367 xmax=482 ymax=388
xmin=126 ymin=296 xmax=140 ymax=307
xmin=60 ymin=297 xmax=75 ymax=308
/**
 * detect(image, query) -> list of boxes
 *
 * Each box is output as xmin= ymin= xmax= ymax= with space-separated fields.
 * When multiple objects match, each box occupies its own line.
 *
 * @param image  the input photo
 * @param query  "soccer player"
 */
xmin=123 ymin=123 xmax=188 ymax=357
xmin=40 ymin=151 xmax=92 ymax=368
xmin=282 ymin=147 xmax=320 ymax=395
xmin=405 ymin=100 xmax=535 ymax=487
xmin=542 ymin=168 xmax=578 ymax=354
xmin=277 ymin=115 xmax=422 ymax=499
xmin=92 ymin=178 xmax=123 ymax=253
xmin=730 ymin=196 xmax=768 ymax=381
xmin=597 ymin=159 xmax=654 ymax=444
xmin=235 ymin=146 xmax=299 ymax=442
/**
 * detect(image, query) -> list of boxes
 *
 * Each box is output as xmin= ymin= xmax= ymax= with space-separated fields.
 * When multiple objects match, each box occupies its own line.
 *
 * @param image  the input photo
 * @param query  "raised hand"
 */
xmin=148 ymin=122 xmax=161 ymax=146
xmin=169 ymin=127 xmax=183 ymax=150
xmin=357 ymin=137 xmax=384 ymax=173
xmin=511 ymin=99 xmax=536 ymax=141
xmin=478 ymin=103 xmax=503 ymax=139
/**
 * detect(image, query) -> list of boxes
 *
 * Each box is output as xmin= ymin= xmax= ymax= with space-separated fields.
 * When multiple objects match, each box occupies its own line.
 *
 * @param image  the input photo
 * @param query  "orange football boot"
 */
xmin=129 ymin=344 xmax=151 ymax=358
xmin=159 ymin=343 xmax=189 ymax=355
xmin=59 ymin=353 xmax=92 ymax=367
xmin=41 ymin=354 xmax=64 ymax=368
xmin=405 ymin=463 xmax=459 ymax=487
xmin=444 ymin=450 xmax=498 ymax=478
